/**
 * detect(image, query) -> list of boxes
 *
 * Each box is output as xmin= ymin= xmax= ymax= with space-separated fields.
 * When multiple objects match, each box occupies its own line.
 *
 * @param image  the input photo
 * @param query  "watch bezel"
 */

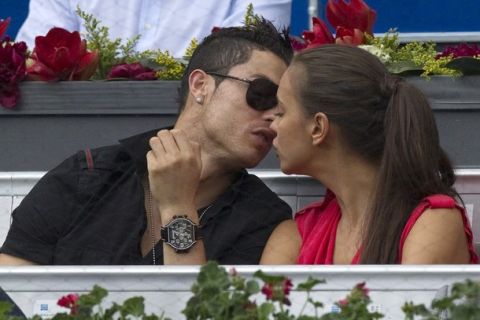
xmin=161 ymin=215 xmax=200 ymax=253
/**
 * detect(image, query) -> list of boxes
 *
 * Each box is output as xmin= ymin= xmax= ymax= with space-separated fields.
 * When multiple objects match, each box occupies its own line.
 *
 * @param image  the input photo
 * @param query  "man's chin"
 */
xmin=241 ymin=154 xmax=265 ymax=169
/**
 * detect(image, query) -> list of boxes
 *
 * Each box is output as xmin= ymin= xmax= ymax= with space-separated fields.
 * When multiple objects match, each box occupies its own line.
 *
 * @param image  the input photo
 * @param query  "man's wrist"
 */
xmin=160 ymin=215 xmax=202 ymax=253
xmin=158 ymin=203 xmax=198 ymax=224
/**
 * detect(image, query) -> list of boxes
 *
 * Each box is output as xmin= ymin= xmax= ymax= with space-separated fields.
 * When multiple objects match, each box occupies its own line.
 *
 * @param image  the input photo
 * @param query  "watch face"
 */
xmin=166 ymin=217 xmax=196 ymax=251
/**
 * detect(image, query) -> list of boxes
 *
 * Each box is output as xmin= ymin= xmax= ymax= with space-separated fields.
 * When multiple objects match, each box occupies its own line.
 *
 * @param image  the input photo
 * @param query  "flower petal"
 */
xmin=335 ymin=27 xmax=365 ymax=45
xmin=72 ymin=51 xmax=99 ymax=80
xmin=0 ymin=17 xmax=11 ymax=40
xmin=303 ymin=17 xmax=334 ymax=49
xmin=326 ymin=0 xmax=376 ymax=34
xmin=26 ymin=60 xmax=58 ymax=81
xmin=0 ymin=88 xmax=19 ymax=109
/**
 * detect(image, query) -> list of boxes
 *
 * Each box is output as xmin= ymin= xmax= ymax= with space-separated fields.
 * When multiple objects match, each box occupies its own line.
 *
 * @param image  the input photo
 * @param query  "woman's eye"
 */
xmin=274 ymin=112 xmax=284 ymax=117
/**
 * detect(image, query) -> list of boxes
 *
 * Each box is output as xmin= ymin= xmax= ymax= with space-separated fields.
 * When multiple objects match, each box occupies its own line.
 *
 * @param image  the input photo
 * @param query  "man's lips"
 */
xmin=252 ymin=128 xmax=276 ymax=145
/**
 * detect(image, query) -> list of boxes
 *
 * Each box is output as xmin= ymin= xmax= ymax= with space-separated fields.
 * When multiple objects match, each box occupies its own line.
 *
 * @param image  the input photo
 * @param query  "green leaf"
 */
xmin=138 ymin=57 xmax=167 ymax=72
xmin=121 ymin=296 xmax=145 ymax=317
xmin=445 ymin=57 xmax=480 ymax=75
xmin=245 ymin=279 xmax=260 ymax=295
xmin=253 ymin=270 xmax=286 ymax=283
xmin=78 ymin=285 xmax=108 ymax=307
xmin=297 ymin=276 xmax=326 ymax=291
xmin=386 ymin=60 xmax=423 ymax=75
xmin=0 ymin=301 xmax=12 ymax=317
xmin=104 ymin=302 xmax=121 ymax=318
xmin=257 ymin=302 xmax=274 ymax=319
xmin=307 ymin=297 xmax=324 ymax=308
xmin=50 ymin=314 xmax=72 ymax=320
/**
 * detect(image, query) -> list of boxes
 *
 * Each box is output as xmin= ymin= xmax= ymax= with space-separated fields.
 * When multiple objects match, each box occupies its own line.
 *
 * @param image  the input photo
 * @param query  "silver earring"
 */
xmin=195 ymin=96 xmax=204 ymax=104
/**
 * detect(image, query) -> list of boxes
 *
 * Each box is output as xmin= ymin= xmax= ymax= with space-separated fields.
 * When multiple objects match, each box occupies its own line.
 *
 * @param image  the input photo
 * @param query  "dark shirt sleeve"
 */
xmin=0 ymin=155 xmax=80 ymax=264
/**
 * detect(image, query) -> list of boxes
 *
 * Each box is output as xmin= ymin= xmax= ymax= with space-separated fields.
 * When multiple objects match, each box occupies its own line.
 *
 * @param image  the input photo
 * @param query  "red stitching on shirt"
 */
xmin=84 ymin=149 xmax=94 ymax=171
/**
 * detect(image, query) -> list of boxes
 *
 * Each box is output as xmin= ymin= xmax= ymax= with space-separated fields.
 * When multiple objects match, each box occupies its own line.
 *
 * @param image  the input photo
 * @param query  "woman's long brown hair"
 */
xmin=293 ymin=45 xmax=458 ymax=263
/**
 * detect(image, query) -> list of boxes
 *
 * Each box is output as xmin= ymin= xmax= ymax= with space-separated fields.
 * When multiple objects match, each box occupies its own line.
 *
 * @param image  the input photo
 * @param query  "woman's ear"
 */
xmin=188 ymin=69 xmax=208 ymax=103
xmin=311 ymin=112 xmax=329 ymax=146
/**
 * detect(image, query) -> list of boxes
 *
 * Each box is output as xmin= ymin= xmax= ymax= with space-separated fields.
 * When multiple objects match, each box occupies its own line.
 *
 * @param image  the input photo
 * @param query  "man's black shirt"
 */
xmin=1 ymin=129 xmax=292 ymax=264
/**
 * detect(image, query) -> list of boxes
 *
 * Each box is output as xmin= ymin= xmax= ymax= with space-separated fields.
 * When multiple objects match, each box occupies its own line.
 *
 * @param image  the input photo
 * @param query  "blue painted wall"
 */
xmin=291 ymin=0 xmax=480 ymax=35
xmin=2 ymin=0 xmax=479 ymax=39
xmin=0 ymin=0 xmax=29 ymax=38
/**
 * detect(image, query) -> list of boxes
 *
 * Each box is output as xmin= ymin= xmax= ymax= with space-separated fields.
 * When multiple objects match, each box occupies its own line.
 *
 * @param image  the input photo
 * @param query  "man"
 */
xmin=0 ymin=19 xmax=300 ymax=265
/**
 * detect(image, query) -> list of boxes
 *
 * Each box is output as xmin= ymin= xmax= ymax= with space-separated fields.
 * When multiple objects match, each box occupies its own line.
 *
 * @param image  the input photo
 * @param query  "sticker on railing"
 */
xmin=33 ymin=300 xmax=66 ymax=319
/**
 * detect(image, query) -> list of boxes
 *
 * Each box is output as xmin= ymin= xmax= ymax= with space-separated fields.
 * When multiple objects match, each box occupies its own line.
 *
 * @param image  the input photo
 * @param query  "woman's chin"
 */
xmin=279 ymin=163 xmax=295 ymax=175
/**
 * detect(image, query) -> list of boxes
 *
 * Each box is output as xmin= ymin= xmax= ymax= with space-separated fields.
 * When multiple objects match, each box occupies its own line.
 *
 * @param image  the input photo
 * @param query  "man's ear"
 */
xmin=188 ymin=69 xmax=209 ymax=102
xmin=311 ymin=112 xmax=329 ymax=146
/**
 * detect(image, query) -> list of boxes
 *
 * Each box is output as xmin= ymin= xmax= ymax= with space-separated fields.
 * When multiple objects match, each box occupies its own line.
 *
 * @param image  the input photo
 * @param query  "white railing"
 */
xmin=1 ymin=264 xmax=480 ymax=319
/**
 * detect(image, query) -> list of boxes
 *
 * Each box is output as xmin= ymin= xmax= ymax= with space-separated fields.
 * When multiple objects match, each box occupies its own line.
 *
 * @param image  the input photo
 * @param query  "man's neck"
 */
xmin=174 ymin=111 xmax=243 ymax=207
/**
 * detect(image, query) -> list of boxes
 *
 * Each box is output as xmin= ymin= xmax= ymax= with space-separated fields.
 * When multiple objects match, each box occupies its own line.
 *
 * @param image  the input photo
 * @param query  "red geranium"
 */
xmin=260 ymin=278 xmax=293 ymax=306
xmin=27 ymin=27 xmax=98 ymax=81
xmin=0 ymin=17 xmax=27 ymax=109
xmin=107 ymin=62 xmax=157 ymax=80
xmin=57 ymin=293 xmax=80 ymax=315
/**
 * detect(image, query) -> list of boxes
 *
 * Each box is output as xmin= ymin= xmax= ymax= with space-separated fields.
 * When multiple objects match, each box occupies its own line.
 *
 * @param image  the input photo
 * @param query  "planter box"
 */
xmin=409 ymin=76 xmax=480 ymax=169
xmin=1 ymin=81 xmax=179 ymax=171
xmin=1 ymin=77 xmax=479 ymax=171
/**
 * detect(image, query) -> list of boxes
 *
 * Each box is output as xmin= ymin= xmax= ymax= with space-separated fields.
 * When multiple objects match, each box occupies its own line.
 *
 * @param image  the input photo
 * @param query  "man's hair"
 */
xmin=177 ymin=18 xmax=293 ymax=111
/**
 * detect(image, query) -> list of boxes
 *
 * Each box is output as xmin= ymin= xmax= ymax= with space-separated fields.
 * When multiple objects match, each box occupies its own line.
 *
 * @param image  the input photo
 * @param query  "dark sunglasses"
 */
xmin=206 ymin=72 xmax=278 ymax=111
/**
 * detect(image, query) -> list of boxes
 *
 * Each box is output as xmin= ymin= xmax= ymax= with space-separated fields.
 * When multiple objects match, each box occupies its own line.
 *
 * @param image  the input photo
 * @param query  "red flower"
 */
xmin=57 ymin=293 xmax=79 ymax=315
xmin=283 ymin=278 xmax=293 ymax=295
xmin=228 ymin=267 xmax=237 ymax=277
xmin=0 ymin=39 xmax=27 ymax=109
xmin=335 ymin=26 xmax=365 ymax=45
xmin=338 ymin=298 xmax=349 ymax=307
xmin=355 ymin=281 xmax=370 ymax=297
xmin=302 ymin=17 xmax=335 ymax=49
xmin=107 ymin=62 xmax=157 ymax=80
xmin=261 ymin=283 xmax=274 ymax=299
xmin=326 ymin=0 xmax=376 ymax=34
xmin=27 ymin=27 xmax=98 ymax=81
xmin=436 ymin=43 xmax=480 ymax=59
xmin=261 ymin=278 xmax=293 ymax=306
xmin=0 ymin=17 xmax=11 ymax=40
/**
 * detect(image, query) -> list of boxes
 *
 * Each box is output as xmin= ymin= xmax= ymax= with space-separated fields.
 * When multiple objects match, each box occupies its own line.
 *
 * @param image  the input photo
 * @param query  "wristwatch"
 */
xmin=160 ymin=215 xmax=203 ymax=253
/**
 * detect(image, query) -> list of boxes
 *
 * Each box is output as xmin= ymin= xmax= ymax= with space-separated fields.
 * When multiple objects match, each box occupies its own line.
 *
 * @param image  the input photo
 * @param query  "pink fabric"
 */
xmin=295 ymin=192 xmax=479 ymax=264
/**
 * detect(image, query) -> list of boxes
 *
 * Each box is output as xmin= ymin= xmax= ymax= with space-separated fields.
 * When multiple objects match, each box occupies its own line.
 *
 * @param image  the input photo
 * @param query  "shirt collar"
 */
xmin=118 ymin=127 xmax=172 ymax=176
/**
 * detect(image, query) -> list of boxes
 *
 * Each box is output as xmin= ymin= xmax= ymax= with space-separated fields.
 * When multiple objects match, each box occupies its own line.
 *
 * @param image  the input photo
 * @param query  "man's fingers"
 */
xmin=149 ymin=136 xmax=165 ymax=158
xmin=157 ymin=130 xmax=179 ymax=154
xmin=170 ymin=129 xmax=190 ymax=152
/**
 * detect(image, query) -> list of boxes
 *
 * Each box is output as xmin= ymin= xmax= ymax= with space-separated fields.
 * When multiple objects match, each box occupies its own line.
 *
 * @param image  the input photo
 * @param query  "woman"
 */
xmin=270 ymin=45 xmax=478 ymax=264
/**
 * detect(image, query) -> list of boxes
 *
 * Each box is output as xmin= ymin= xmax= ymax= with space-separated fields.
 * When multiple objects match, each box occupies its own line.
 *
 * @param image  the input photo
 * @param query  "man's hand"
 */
xmin=147 ymin=129 xmax=202 ymax=219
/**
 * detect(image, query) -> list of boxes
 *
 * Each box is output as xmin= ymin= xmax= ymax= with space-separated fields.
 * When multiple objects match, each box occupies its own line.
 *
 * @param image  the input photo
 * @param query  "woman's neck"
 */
xmin=314 ymin=153 xmax=378 ymax=228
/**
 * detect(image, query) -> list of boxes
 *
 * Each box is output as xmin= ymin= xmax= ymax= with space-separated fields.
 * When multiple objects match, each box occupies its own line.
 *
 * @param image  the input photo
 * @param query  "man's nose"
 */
xmin=263 ymin=106 xmax=279 ymax=123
